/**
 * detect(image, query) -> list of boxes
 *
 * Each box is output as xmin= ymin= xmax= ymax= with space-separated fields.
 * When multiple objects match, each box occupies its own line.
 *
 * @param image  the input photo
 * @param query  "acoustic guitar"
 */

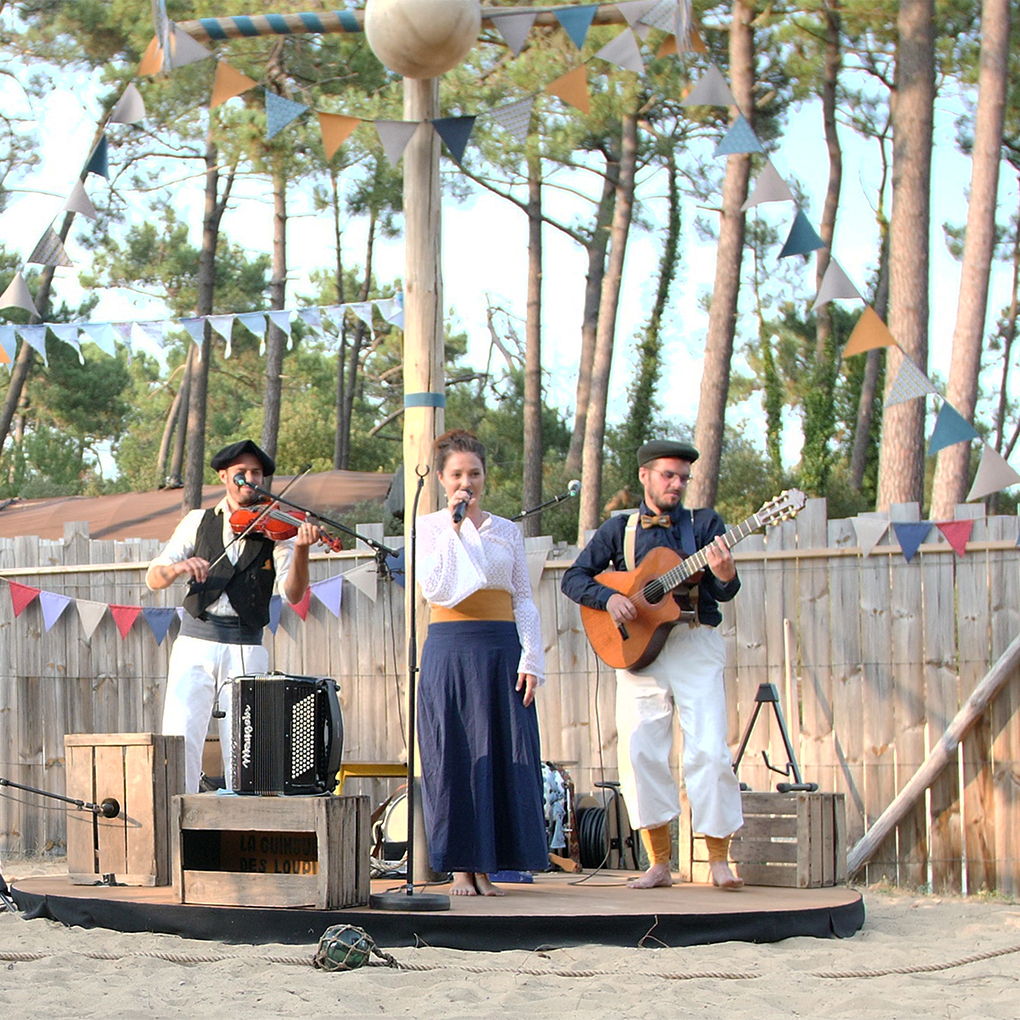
xmin=579 ymin=489 xmax=807 ymax=670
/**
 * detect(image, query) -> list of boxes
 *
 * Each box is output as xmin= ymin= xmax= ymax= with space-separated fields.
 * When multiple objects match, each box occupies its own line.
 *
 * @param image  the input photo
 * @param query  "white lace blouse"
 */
xmin=416 ymin=509 xmax=545 ymax=681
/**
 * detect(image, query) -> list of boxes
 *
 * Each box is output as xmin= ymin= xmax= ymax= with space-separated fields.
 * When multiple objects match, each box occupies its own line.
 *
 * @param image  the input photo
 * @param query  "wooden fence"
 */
xmin=1 ymin=501 xmax=1018 ymax=895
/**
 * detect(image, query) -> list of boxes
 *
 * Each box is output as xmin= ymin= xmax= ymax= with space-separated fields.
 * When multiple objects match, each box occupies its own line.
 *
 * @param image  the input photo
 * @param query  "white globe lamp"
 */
xmin=365 ymin=0 xmax=482 ymax=79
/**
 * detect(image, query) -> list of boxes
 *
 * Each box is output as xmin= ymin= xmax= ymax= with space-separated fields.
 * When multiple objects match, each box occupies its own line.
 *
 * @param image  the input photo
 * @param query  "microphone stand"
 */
xmin=370 ymin=466 xmax=449 ymax=911
xmin=511 ymin=486 xmax=580 ymax=522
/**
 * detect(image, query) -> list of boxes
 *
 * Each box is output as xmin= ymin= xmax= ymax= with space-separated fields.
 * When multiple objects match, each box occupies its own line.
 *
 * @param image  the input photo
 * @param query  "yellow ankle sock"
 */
xmin=705 ymin=835 xmax=731 ymax=864
xmin=640 ymin=824 xmax=673 ymax=866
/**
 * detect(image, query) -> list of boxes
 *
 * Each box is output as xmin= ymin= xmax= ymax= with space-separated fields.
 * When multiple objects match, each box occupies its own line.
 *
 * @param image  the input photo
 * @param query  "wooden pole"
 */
xmin=846 ymin=630 xmax=1020 ymax=877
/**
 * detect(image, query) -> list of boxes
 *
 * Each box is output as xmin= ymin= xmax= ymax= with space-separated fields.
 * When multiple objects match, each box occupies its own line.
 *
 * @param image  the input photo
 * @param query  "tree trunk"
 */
xmin=930 ymin=0 xmax=1010 ymax=517
xmin=262 ymin=162 xmax=288 ymax=465
xmin=331 ymin=171 xmax=347 ymax=470
xmin=565 ymin=157 xmax=618 ymax=479
xmin=169 ymin=348 xmax=192 ymax=486
xmin=876 ymin=0 xmax=934 ymax=510
xmin=521 ymin=151 xmax=544 ymax=537
xmin=687 ymin=0 xmax=754 ymax=511
xmin=577 ymin=110 xmax=638 ymax=541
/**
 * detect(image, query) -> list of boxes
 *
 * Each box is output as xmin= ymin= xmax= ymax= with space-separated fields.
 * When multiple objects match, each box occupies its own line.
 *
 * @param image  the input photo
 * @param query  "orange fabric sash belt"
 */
xmin=429 ymin=589 xmax=514 ymax=623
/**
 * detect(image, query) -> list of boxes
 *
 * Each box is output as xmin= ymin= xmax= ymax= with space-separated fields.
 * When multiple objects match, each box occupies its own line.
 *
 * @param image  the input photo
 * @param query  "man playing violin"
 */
xmin=146 ymin=439 xmax=321 ymax=793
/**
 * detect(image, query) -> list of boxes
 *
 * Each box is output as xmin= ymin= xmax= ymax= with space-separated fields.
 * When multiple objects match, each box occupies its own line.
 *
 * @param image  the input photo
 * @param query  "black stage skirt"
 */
xmin=418 ymin=619 xmax=548 ymax=874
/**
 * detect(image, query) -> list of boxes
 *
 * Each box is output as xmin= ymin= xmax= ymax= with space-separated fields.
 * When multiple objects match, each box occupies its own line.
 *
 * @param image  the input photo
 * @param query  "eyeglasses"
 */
xmin=650 ymin=468 xmax=691 ymax=484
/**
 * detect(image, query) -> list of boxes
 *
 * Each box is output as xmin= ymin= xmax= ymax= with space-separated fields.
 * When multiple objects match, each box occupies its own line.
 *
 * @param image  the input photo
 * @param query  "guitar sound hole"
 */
xmin=643 ymin=581 xmax=666 ymax=605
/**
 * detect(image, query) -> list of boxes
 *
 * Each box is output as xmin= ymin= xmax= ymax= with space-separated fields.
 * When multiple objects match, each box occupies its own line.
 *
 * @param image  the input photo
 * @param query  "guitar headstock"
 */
xmin=756 ymin=489 xmax=807 ymax=528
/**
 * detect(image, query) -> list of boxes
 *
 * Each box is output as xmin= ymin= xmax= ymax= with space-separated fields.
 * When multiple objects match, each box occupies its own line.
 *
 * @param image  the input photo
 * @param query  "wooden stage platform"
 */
xmin=11 ymin=873 xmax=865 ymax=952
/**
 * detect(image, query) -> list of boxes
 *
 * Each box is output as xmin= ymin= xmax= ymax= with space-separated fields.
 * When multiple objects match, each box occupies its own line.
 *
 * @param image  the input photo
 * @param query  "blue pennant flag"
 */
xmin=714 ymin=114 xmax=764 ymax=157
xmin=928 ymin=402 xmax=980 ymax=456
xmin=556 ymin=4 xmax=598 ymax=48
xmin=143 ymin=606 xmax=177 ymax=646
xmin=432 ymin=116 xmax=476 ymax=167
xmin=266 ymin=91 xmax=309 ymax=140
xmin=892 ymin=521 xmax=932 ymax=563
xmin=85 ymin=135 xmax=109 ymax=179
xmin=779 ymin=209 xmax=825 ymax=258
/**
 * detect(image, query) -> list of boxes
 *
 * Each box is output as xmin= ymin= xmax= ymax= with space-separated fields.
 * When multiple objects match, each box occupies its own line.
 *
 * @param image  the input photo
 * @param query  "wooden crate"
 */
xmin=64 ymin=733 xmax=185 ymax=887
xmin=681 ymin=791 xmax=847 ymax=888
xmin=171 ymin=794 xmax=370 ymax=909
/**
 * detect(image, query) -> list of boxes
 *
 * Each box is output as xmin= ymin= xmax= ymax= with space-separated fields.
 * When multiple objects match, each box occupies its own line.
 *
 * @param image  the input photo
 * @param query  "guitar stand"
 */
xmin=732 ymin=683 xmax=818 ymax=793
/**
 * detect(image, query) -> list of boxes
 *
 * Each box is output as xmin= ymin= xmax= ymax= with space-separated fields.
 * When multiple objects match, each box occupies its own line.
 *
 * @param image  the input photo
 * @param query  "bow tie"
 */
xmin=640 ymin=513 xmax=672 ymax=529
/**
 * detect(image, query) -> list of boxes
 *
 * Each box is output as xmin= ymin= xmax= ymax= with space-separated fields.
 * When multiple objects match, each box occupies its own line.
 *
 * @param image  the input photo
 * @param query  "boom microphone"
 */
xmin=233 ymin=473 xmax=250 ymax=489
xmin=452 ymin=487 xmax=473 ymax=524
xmin=567 ymin=479 xmax=581 ymax=497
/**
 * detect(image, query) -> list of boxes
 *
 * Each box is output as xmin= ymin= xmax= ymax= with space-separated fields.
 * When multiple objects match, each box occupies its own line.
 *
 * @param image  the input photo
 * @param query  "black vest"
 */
xmin=181 ymin=509 xmax=277 ymax=628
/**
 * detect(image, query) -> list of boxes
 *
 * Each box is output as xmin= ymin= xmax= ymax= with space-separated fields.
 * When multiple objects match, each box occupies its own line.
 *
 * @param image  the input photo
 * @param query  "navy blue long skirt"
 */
xmin=418 ymin=619 xmax=548 ymax=874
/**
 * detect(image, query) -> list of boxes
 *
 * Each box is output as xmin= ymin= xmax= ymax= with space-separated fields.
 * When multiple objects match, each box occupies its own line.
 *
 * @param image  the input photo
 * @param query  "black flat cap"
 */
xmin=210 ymin=439 xmax=275 ymax=476
xmin=637 ymin=440 xmax=699 ymax=466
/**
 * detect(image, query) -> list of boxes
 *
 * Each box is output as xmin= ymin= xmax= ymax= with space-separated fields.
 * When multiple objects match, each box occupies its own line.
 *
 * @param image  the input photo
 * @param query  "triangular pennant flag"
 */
xmin=928 ymin=402 xmax=980 ymax=455
xmin=349 ymin=302 xmax=374 ymax=332
xmin=321 ymin=304 xmax=346 ymax=331
xmin=0 ymin=325 xmax=15 ymax=364
xmin=8 ymin=580 xmax=40 ymax=617
xmin=375 ymin=120 xmax=419 ymax=165
xmin=28 ymin=227 xmax=73 ymax=267
xmin=143 ymin=606 xmax=177 ymax=646
xmin=378 ymin=294 xmax=404 ymax=329
xmin=109 ymin=82 xmax=146 ymax=124
xmin=39 ymin=591 xmax=72 ymax=632
xmin=210 ymin=61 xmax=258 ymax=108
xmin=852 ymin=516 xmax=889 ymax=557
xmin=129 ymin=321 xmax=170 ymax=373
xmin=49 ymin=323 xmax=83 ymax=362
xmin=112 ymin=321 xmax=133 ymax=345
xmin=556 ymin=4 xmax=598 ymax=48
xmin=79 ymin=321 xmax=118 ymax=357
xmin=492 ymin=10 xmax=536 ymax=56
xmin=0 ymin=270 xmax=38 ymax=315
xmin=64 ymin=179 xmax=98 ymax=221
xmin=385 ymin=548 xmax=406 ymax=589
xmin=715 ymin=114 xmax=764 ymax=157
xmin=287 ymin=588 xmax=312 ymax=621
xmin=842 ymin=306 xmax=895 ymax=358
xmin=177 ymin=317 xmax=206 ymax=348
xmin=742 ymin=160 xmax=795 ymax=210
xmin=265 ymin=91 xmax=309 ymax=141
xmin=937 ymin=519 xmax=974 ymax=557
xmin=681 ymin=63 xmax=737 ymax=107
xmin=268 ymin=594 xmax=283 ymax=634
xmin=297 ymin=307 xmax=322 ymax=331
xmin=208 ymin=314 xmax=235 ymax=342
xmin=343 ymin=562 xmax=378 ymax=602
xmin=267 ymin=309 xmax=293 ymax=337
xmin=17 ymin=325 xmax=48 ymax=364
xmin=594 ymin=28 xmax=645 ymax=73
xmin=618 ymin=0 xmax=659 ymax=28
xmin=237 ymin=311 xmax=267 ymax=339
xmin=967 ymin=444 xmax=1020 ymax=501
xmin=886 ymin=352 xmax=937 ymax=406
xmin=545 ymin=66 xmax=590 ymax=115
xmin=488 ymin=97 xmax=533 ymax=143
xmin=432 ymin=115 xmax=476 ymax=167
xmin=310 ymin=576 xmax=343 ymax=618
xmin=85 ymin=135 xmax=109 ymax=179
xmin=811 ymin=256 xmax=863 ymax=310
xmin=137 ymin=36 xmax=165 ymax=76
xmin=657 ymin=33 xmax=678 ymax=56
xmin=778 ymin=209 xmax=825 ymax=258
xmin=76 ymin=598 xmax=107 ymax=639
xmin=639 ymin=0 xmax=683 ymax=33
xmin=170 ymin=24 xmax=212 ymax=68
xmin=892 ymin=521 xmax=931 ymax=563
xmin=109 ymin=604 xmax=142 ymax=639
xmin=318 ymin=112 xmax=360 ymax=160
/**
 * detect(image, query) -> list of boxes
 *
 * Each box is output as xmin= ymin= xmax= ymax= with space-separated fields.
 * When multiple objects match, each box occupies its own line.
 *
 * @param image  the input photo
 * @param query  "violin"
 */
xmin=229 ymin=501 xmax=343 ymax=552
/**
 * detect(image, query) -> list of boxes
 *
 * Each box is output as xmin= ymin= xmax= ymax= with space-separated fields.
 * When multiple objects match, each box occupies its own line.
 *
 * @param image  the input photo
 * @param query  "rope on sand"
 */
xmin=812 ymin=941 xmax=1020 ymax=980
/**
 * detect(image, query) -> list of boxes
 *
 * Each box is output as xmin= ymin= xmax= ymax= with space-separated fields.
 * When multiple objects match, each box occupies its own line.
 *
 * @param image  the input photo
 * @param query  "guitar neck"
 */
xmin=661 ymin=511 xmax=763 ymax=591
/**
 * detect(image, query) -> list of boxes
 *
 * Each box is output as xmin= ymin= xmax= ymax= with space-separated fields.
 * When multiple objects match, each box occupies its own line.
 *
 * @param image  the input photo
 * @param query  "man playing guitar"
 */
xmin=560 ymin=440 xmax=745 ymax=890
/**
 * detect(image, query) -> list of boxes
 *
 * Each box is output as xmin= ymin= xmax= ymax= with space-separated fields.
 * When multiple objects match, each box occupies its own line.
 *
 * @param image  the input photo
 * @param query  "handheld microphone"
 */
xmin=452 ymin=487 xmax=473 ymax=524
xmin=567 ymin=479 xmax=581 ymax=497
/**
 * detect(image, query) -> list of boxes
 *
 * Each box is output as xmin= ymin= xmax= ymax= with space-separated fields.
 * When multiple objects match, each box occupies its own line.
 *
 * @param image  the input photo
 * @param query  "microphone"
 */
xmin=567 ymin=479 xmax=581 ymax=497
xmin=452 ymin=487 xmax=473 ymax=524
xmin=233 ymin=473 xmax=251 ymax=489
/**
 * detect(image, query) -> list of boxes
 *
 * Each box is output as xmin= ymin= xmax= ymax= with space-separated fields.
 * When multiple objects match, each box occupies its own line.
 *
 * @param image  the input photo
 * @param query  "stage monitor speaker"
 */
xmin=229 ymin=673 xmax=343 ymax=795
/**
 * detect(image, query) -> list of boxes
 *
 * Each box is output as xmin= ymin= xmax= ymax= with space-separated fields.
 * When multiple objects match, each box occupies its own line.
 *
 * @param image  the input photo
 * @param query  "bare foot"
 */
xmin=451 ymin=872 xmax=478 ymax=896
xmin=627 ymin=862 xmax=674 ymax=889
xmin=709 ymin=861 xmax=744 ymax=890
xmin=473 ymin=874 xmax=506 ymax=897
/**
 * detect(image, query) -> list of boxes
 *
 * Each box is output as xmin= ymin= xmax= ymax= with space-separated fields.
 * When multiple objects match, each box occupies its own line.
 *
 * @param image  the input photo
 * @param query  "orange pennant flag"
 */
xmin=288 ymin=588 xmax=312 ymax=621
xmin=210 ymin=61 xmax=258 ymax=109
xmin=689 ymin=24 xmax=708 ymax=53
xmin=109 ymin=604 xmax=142 ymax=639
xmin=842 ymin=306 xmax=896 ymax=358
xmin=137 ymin=36 xmax=164 ymax=76
xmin=0 ymin=346 xmax=10 ymax=365
xmin=318 ymin=113 xmax=361 ymax=160
xmin=546 ymin=66 xmax=590 ymax=115
xmin=658 ymin=34 xmax=678 ymax=57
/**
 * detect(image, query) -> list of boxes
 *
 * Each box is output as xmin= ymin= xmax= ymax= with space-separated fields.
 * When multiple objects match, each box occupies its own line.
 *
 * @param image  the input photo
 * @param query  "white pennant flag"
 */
xmin=64 ymin=180 xmax=98 ymax=220
xmin=343 ymin=563 xmax=378 ymax=603
xmin=76 ymin=598 xmax=108 ymax=640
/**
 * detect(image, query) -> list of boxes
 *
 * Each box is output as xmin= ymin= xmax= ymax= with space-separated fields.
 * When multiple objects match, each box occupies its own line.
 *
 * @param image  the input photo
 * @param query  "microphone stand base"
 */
xmin=369 ymin=890 xmax=450 ymax=912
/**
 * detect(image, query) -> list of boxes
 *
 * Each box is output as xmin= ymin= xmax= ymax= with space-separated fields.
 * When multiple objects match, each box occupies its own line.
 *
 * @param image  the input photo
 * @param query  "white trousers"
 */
xmin=161 ymin=635 xmax=269 ymax=794
xmin=615 ymin=624 xmax=743 ymax=837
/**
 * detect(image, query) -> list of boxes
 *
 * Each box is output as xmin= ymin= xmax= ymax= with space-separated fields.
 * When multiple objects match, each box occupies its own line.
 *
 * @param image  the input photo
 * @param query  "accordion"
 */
xmin=229 ymin=673 xmax=343 ymax=795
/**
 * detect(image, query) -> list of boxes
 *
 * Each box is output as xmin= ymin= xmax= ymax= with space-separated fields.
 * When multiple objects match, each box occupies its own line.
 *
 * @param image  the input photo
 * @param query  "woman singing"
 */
xmin=416 ymin=429 xmax=548 ymax=896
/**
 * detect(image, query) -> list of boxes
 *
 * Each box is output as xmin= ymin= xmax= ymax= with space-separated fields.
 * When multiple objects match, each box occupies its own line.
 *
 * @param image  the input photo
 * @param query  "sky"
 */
xmin=3 ymin=11 xmax=1018 ymax=476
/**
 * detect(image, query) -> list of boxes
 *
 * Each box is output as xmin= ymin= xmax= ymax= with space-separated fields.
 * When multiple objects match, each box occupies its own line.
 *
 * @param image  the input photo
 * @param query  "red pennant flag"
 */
xmin=288 ymin=588 xmax=312 ymax=621
xmin=109 ymin=604 xmax=143 ymax=639
xmin=8 ymin=581 xmax=40 ymax=617
xmin=937 ymin=520 xmax=974 ymax=557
